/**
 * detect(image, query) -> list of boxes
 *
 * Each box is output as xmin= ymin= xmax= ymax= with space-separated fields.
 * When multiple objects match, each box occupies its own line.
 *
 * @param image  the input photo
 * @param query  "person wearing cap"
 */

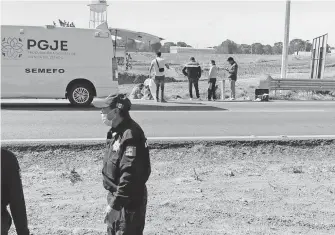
xmin=182 ymin=57 xmax=202 ymax=100
xmin=1 ymin=148 xmax=30 ymax=235
xmin=224 ymin=57 xmax=238 ymax=100
xmin=92 ymin=94 xmax=151 ymax=235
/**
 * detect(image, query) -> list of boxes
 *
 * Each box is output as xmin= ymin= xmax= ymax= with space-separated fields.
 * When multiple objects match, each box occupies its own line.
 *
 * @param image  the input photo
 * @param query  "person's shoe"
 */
xmin=161 ymin=99 xmax=167 ymax=103
xmin=156 ymin=98 xmax=160 ymax=102
xmin=197 ymin=97 xmax=202 ymax=101
xmin=190 ymin=98 xmax=193 ymax=101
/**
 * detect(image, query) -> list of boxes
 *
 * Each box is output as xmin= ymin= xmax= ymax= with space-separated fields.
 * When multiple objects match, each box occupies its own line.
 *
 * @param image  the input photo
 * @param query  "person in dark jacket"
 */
xmin=1 ymin=148 xmax=30 ymax=235
xmin=92 ymin=93 xmax=151 ymax=235
xmin=224 ymin=57 xmax=238 ymax=100
xmin=182 ymin=57 xmax=202 ymax=100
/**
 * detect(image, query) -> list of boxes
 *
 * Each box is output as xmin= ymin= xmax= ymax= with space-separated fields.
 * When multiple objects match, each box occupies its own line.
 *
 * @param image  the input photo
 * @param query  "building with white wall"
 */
xmin=170 ymin=46 xmax=215 ymax=54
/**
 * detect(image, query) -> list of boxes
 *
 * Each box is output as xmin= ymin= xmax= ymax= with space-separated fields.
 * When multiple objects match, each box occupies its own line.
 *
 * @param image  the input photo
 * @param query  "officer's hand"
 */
xmin=105 ymin=205 xmax=112 ymax=214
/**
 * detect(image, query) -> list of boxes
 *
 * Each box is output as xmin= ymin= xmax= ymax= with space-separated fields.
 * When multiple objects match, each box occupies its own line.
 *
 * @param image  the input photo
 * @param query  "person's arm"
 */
xmin=9 ymin=155 xmax=30 ymax=235
xmin=208 ymin=67 xmax=213 ymax=82
xmin=182 ymin=66 xmax=188 ymax=76
xmin=164 ymin=60 xmax=170 ymax=69
xmin=197 ymin=66 xmax=202 ymax=79
xmin=228 ymin=64 xmax=237 ymax=74
xmin=149 ymin=61 xmax=154 ymax=75
xmin=110 ymin=131 xmax=139 ymax=210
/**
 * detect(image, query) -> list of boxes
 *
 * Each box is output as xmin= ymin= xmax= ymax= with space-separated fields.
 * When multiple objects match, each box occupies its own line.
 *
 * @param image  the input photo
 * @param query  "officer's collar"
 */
xmin=109 ymin=117 xmax=132 ymax=135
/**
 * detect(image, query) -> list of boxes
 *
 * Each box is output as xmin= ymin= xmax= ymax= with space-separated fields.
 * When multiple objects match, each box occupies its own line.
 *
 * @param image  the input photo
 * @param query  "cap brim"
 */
xmin=92 ymin=98 xmax=109 ymax=108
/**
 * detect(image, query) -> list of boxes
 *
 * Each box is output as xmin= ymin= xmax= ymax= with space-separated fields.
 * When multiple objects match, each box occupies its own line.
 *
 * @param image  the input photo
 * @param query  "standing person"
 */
xmin=182 ymin=57 xmax=202 ymax=100
xmin=1 ymin=148 xmax=30 ymax=235
xmin=224 ymin=57 xmax=238 ymax=100
xmin=208 ymin=60 xmax=218 ymax=101
xmin=92 ymin=94 xmax=151 ymax=235
xmin=149 ymin=51 xmax=170 ymax=102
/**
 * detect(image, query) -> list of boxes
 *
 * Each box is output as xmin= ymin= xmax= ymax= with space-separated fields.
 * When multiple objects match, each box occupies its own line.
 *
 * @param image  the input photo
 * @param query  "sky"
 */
xmin=1 ymin=0 xmax=335 ymax=48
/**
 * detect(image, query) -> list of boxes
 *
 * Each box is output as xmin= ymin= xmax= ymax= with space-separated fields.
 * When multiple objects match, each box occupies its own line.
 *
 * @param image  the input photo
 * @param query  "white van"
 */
xmin=1 ymin=25 xmax=118 ymax=106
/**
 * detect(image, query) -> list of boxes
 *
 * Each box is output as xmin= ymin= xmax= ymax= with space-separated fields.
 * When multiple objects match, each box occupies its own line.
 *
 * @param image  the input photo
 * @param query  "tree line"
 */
xmin=160 ymin=39 xmax=333 ymax=55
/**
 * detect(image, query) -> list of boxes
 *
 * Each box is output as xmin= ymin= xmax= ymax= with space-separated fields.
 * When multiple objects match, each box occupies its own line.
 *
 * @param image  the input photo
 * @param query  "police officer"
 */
xmin=1 ymin=148 xmax=30 ymax=235
xmin=92 ymin=94 xmax=151 ymax=235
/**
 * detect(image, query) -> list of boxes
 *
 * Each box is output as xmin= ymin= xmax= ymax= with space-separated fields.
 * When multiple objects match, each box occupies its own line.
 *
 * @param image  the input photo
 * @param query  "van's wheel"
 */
xmin=68 ymin=83 xmax=94 ymax=106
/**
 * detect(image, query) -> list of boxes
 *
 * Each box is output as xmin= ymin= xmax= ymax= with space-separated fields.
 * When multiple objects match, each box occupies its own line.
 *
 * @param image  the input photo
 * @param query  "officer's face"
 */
xmin=101 ymin=107 xmax=122 ymax=128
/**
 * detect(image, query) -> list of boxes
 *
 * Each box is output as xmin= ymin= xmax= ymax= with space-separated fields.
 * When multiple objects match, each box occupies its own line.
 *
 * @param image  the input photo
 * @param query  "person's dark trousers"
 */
xmin=208 ymin=78 xmax=217 ymax=100
xmin=106 ymin=186 xmax=148 ymax=235
xmin=154 ymin=76 xmax=165 ymax=101
xmin=188 ymin=78 xmax=200 ymax=99
xmin=1 ymin=210 xmax=12 ymax=235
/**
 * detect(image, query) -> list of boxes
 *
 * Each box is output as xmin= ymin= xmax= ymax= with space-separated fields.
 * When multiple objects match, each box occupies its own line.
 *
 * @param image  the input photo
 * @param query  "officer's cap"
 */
xmin=92 ymin=93 xmax=131 ymax=111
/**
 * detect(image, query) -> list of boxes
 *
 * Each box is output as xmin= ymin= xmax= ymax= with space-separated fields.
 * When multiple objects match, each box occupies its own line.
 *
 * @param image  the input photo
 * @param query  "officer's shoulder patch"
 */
xmin=125 ymin=146 xmax=136 ymax=157
xmin=122 ymin=129 xmax=134 ymax=141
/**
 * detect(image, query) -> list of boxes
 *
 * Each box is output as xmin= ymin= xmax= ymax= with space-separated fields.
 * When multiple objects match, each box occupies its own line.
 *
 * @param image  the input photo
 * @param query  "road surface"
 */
xmin=1 ymin=100 xmax=335 ymax=142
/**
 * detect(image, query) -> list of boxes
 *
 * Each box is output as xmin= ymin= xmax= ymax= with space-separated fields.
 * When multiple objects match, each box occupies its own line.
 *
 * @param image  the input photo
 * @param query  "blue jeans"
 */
xmin=154 ymin=76 xmax=165 ymax=100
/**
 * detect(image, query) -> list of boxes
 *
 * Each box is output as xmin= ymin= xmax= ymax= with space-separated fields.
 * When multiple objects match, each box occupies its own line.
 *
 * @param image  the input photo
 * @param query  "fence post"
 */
xmin=221 ymin=80 xmax=225 ymax=101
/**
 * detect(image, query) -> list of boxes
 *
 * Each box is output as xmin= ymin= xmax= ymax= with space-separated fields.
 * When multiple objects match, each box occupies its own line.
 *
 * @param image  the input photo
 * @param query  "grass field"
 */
xmin=7 ymin=141 xmax=335 ymax=235
xmin=119 ymin=53 xmax=335 ymax=101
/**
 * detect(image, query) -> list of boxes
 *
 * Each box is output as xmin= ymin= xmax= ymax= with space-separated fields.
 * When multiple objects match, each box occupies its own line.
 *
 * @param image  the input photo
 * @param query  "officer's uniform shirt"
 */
xmin=102 ymin=118 xmax=151 ymax=210
xmin=1 ymin=148 xmax=30 ymax=235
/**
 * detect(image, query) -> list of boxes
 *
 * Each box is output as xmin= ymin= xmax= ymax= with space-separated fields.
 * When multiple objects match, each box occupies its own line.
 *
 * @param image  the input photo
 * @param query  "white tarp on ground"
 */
xmin=144 ymin=78 xmax=157 ymax=101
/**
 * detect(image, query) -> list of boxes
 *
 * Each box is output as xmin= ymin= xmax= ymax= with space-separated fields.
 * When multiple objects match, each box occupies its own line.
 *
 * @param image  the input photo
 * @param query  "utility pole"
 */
xmin=280 ymin=0 xmax=291 ymax=79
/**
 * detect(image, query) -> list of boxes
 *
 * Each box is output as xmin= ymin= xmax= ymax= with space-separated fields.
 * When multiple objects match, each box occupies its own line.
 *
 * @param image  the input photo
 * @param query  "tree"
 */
xmin=125 ymin=39 xmax=137 ymax=52
xmin=57 ymin=19 xmax=75 ymax=27
xmin=289 ymin=39 xmax=305 ymax=55
xmin=176 ymin=42 xmax=189 ymax=47
xmin=272 ymin=42 xmax=283 ymax=54
xmin=238 ymin=44 xmax=251 ymax=54
xmin=151 ymin=42 xmax=162 ymax=52
xmin=305 ymin=41 xmax=312 ymax=52
xmin=263 ymin=44 xmax=273 ymax=55
xmin=251 ymin=43 xmax=264 ymax=54
xmin=326 ymin=44 xmax=332 ymax=53
xmin=216 ymin=39 xmax=238 ymax=54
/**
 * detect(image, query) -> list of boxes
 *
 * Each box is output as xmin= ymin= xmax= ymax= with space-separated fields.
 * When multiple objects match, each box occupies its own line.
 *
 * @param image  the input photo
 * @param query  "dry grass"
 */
xmin=127 ymin=53 xmax=335 ymax=80
xmin=120 ymin=53 xmax=335 ymax=101
xmin=7 ymin=142 xmax=335 ymax=235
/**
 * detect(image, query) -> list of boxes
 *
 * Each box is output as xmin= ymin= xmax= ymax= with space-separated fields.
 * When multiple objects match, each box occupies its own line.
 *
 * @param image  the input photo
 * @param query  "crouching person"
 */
xmin=92 ymin=94 xmax=151 ymax=235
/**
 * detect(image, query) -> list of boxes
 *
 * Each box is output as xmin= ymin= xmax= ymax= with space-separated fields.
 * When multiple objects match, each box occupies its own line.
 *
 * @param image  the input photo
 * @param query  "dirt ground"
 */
xmin=7 ymin=141 xmax=335 ymax=235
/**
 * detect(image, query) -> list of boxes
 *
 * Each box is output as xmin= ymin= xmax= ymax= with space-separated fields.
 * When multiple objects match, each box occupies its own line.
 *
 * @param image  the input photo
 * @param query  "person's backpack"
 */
xmin=156 ymin=59 xmax=164 ymax=73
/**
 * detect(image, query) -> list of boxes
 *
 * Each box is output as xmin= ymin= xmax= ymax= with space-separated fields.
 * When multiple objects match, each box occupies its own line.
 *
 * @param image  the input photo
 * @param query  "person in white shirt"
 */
xmin=149 ymin=51 xmax=170 ymax=102
xmin=208 ymin=60 xmax=218 ymax=101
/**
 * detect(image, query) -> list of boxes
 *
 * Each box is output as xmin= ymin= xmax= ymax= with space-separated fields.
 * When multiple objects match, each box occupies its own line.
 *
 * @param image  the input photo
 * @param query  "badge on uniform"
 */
xmin=112 ymin=140 xmax=120 ymax=152
xmin=125 ymin=146 xmax=136 ymax=156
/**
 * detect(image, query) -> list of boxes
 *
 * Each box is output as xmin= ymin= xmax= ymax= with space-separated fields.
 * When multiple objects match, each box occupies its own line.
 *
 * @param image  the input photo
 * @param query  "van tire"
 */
xmin=68 ymin=83 xmax=94 ymax=106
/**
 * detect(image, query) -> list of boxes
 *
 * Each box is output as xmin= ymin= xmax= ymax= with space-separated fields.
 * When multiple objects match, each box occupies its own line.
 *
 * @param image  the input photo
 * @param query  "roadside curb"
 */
xmin=2 ymin=139 xmax=335 ymax=152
